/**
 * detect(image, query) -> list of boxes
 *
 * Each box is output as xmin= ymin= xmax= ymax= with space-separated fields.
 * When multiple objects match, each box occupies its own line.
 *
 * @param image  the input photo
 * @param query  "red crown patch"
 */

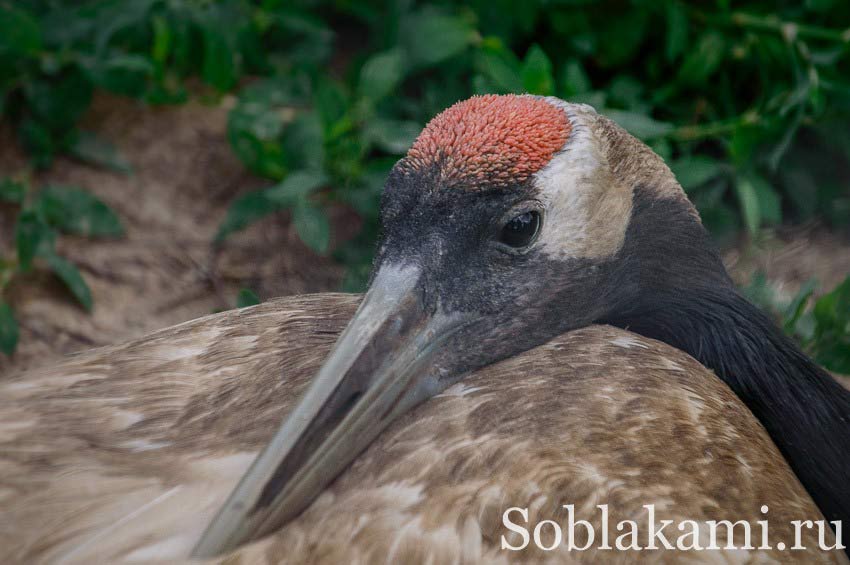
xmin=404 ymin=95 xmax=570 ymax=188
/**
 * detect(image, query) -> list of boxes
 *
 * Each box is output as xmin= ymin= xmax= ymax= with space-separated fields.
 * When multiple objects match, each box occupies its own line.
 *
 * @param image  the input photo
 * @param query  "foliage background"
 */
xmin=1 ymin=0 xmax=849 ymax=370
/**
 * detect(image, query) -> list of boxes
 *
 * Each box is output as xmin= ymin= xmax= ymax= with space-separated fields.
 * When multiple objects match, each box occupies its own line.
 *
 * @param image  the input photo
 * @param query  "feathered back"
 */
xmin=0 ymin=295 xmax=842 ymax=563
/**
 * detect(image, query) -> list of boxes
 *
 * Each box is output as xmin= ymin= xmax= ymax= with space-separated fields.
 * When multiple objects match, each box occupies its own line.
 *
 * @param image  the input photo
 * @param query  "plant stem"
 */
xmin=647 ymin=112 xmax=761 ymax=142
xmin=705 ymin=11 xmax=850 ymax=44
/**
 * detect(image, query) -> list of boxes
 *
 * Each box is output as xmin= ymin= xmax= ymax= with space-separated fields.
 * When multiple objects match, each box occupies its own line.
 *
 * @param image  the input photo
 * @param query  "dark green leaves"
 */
xmin=783 ymin=279 xmax=817 ymax=335
xmin=202 ymin=26 xmax=237 ymax=91
xmin=293 ymin=203 xmax=330 ymax=255
xmin=0 ymin=5 xmax=41 ymax=56
xmin=2 ymin=180 xmax=122 ymax=353
xmin=676 ymin=33 xmax=726 ymax=87
xmin=522 ymin=45 xmax=555 ymax=96
xmin=13 ymin=184 xmax=122 ymax=271
xmin=603 ymin=110 xmax=674 ymax=140
xmin=226 ymin=80 xmax=325 ymax=180
xmin=24 ymin=68 xmax=93 ymax=134
xmin=670 ymin=156 xmax=724 ymax=191
xmin=13 ymin=208 xmax=96 ymax=312
xmin=37 ymin=185 xmax=124 ymax=237
xmin=401 ymin=10 xmax=477 ymax=69
xmin=665 ymin=1 xmax=689 ymax=62
xmin=810 ymin=277 xmax=850 ymax=373
xmin=216 ymin=190 xmax=278 ymax=242
xmin=363 ymin=119 xmax=420 ymax=154
xmin=746 ymin=273 xmax=850 ymax=375
xmin=734 ymin=174 xmax=781 ymax=234
xmin=475 ymin=41 xmax=523 ymax=93
xmin=90 ymin=54 xmax=154 ymax=98
xmin=217 ymin=171 xmax=329 ymax=251
xmin=264 ymin=171 xmax=329 ymax=207
xmin=0 ymin=179 xmax=25 ymax=204
xmin=236 ymin=289 xmax=261 ymax=308
xmin=15 ymin=211 xmax=48 ymax=270
xmin=358 ymin=49 xmax=406 ymax=102
xmin=0 ymin=301 xmax=18 ymax=356
xmin=45 ymin=253 xmax=92 ymax=311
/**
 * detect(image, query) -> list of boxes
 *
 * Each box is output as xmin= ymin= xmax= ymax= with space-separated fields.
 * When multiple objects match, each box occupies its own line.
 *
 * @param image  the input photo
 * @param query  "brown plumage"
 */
xmin=0 ymin=294 xmax=843 ymax=563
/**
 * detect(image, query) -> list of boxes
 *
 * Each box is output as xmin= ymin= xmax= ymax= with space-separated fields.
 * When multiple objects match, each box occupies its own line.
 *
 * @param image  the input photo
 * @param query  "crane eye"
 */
xmin=498 ymin=211 xmax=541 ymax=248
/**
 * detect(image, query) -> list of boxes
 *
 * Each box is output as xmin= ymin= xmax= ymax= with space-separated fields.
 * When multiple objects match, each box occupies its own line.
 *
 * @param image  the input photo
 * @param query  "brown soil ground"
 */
xmin=1 ymin=95 xmax=849 ymax=376
xmin=0 ymin=94 xmax=353 ymax=375
xmin=725 ymin=224 xmax=850 ymax=302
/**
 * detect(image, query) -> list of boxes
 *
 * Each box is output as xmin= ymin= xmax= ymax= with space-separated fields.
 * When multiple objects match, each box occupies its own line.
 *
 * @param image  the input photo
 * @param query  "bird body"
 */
xmin=1 ymin=294 xmax=844 ymax=563
xmin=2 ymin=94 xmax=849 ymax=563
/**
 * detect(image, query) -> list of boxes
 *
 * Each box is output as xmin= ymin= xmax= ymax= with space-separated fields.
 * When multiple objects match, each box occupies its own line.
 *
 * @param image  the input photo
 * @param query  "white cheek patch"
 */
xmin=533 ymin=102 xmax=632 ymax=261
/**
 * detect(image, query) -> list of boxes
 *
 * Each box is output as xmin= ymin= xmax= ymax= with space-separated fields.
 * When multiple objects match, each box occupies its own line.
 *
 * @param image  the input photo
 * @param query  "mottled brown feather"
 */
xmin=0 ymin=295 xmax=843 ymax=564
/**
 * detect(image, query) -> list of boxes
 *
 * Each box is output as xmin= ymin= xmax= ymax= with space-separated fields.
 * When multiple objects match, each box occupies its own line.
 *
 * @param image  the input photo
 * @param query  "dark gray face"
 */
xmin=373 ymin=163 xmax=613 ymax=385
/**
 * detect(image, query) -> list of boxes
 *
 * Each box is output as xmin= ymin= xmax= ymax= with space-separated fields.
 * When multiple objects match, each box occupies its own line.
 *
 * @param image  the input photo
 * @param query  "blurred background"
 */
xmin=0 ymin=0 xmax=848 ymax=376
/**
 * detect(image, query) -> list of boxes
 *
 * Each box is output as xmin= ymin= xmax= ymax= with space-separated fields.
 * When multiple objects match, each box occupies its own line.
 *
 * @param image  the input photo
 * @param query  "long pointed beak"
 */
xmin=192 ymin=264 xmax=466 ymax=558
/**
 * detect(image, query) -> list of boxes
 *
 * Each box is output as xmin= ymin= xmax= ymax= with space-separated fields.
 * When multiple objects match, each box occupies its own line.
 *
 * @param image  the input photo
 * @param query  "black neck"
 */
xmin=604 ymin=187 xmax=850 ymax=527
xmin=608 ymin=288 xmax=850 ymax=525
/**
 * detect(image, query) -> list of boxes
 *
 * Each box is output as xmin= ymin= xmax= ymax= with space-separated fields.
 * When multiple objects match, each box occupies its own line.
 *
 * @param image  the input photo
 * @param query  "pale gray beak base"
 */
xmin=191 ymin=264 xmax=466 ymax=558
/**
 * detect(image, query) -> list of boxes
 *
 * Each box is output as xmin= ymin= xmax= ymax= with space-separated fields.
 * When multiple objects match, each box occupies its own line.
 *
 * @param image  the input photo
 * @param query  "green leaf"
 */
xmin=314 ymin=78 xmax=348 ymax=130
xmin=227 ymin=99 xmax=287 ymax=180
xmin=810 ymin=276 xmax=850 ymax=373
xmin=0 ymin=178 xmax=25 ymax=204
xmin=729 ymin=125 xmax=766 ymax=168
xmin=813 ymin=277 xmax=850 ymax=328
xmin=665 ymin=1 xmax=688 ymax=62
xmin=364 ymin=119 xmax=421 ymax=154
xmin=281 ymin=112 xmax=325 ymax=172
xmin=18 ymin=118 xmax=56 ymax=168
xmin=236 ymin=289 xmax=261 ymax=308
xmin=734 ymin=176 xmax=761 ymax=235
xmin=670 ymin=156 xmax=723 ymax=191
xmin=37 ymin=185 xmax=124 ymax=237
xmin=358 ymin=48 xmax=406 ymax=102
xmin=606 ymin=76 xmax=645 ymax=111
xmin=293 ymin=202 xmax=330 ymax=255
xmin=216 ymin=190 xmax=278 ymax=241
xmin=24 ymin=68 xmax=93 ymax=132
xmin=476 ymin=45 xmax=523 ymax=93
xmin=15 ymin=211 xmax=50 ymax=270
xmin=562 ymin=59 xmax=591 ymax=97
xmin=596 ymin=8 xmax=647 ymax=67
xmin=746 ymin=174 xmax=782 ymax=225
xmin=91 ymin=53 xmax=154 ymax=97
xmin=46 ymin=253 xmax=92 ymax=311
xmin=401 ymin=10 xmax=476 ymax=68
xmin=265 ymin=170 xmax=328 ymax=207
xmin=202 ymin=27 xmax=236 ymax=91
xmin=784 ymin=279 xmax=817 ymax=334
xmin=0 ymin=5 xmax=41 ymax=56
xmin=69 ymin=131 xmax=132 ymax=174
xmin=676 ymin=33 xmax=725 ymax=86
xmin=91 ymin=0 xmax=158 ymax=53
xmin=217 ymin=171 xmax=328 ymax=241
xmin=521 ymin=45 xmax=555 ymax=96
xmin=603 ymin=110 xmax=674 ymax=139
xmin=151 ymin=15 xmax=171 ymax=66
xmin=0 ymin=301 xmax=18 ymax=356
